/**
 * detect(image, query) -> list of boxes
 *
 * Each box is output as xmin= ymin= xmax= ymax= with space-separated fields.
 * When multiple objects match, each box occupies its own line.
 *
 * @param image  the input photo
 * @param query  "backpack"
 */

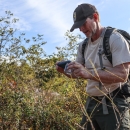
xmin=82 ymin=26 xmax=130 ymax=97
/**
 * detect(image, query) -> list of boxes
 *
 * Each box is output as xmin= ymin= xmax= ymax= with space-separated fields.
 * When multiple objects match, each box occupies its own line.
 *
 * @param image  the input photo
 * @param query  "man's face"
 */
xmin=79 ymin=17 xmax=97 ymax=38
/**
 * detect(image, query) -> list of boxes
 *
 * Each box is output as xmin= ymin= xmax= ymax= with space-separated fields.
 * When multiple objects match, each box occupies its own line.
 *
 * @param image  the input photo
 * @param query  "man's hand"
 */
xmin=67 ymin=61 xmax=90 ymax=79
xmin=55 ymin=61 xmax=64 ymax=73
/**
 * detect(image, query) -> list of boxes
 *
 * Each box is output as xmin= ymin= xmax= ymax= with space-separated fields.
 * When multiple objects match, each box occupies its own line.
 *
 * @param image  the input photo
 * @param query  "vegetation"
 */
xmin=0 ymin=11 xmax=87 ymax=130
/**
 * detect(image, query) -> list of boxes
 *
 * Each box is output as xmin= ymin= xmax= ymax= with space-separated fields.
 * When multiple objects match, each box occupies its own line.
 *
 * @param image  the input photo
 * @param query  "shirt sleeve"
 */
xmin=109 ymin=32 xmax=130 ymax=67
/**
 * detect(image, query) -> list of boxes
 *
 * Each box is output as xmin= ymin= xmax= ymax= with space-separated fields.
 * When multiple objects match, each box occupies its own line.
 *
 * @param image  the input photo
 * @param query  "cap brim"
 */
xmin=70 ymin=19 xmax=86 ymax=32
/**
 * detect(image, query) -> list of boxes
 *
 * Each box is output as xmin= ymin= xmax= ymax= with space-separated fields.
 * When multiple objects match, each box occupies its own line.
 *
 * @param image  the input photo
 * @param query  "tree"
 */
xmin=0 ymin=11 xmax=87 ymax=130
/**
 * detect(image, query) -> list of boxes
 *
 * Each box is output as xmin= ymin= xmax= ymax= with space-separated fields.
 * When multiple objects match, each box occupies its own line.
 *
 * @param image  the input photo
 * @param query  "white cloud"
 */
xmin=26 ymin=0 xmax=71 ymax=34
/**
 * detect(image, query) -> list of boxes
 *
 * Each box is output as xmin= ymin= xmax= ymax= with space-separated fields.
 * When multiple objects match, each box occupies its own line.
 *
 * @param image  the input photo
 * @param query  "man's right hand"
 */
xmin=55 ymin=61 xmax=65 ymax=73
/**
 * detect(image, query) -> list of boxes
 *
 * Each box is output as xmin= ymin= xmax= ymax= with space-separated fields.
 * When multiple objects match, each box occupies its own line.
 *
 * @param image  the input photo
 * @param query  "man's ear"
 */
xmin=93 ymin=13 xmax=99 ymax=21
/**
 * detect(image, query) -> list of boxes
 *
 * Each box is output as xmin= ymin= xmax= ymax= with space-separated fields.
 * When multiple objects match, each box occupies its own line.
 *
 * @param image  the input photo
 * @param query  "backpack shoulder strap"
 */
xmin=103 ymin=27 xmax=116 ymax=64
xmin=117 ymin=29 xmax=130 ymax=48
xmin=82 ymin=38 xmax=89 ymax=63
xmin=117 ymin=29 xmax=130 ymax=41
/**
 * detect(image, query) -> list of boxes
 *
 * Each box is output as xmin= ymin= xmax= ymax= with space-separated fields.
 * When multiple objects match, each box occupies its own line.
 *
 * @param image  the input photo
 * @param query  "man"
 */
xmin=56 ymin=3 xmax=130 ymax=130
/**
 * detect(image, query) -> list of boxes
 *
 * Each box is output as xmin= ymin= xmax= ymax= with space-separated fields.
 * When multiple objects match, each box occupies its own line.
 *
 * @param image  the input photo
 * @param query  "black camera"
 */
xmin=57 ymin=60 xmax=71 ymax=69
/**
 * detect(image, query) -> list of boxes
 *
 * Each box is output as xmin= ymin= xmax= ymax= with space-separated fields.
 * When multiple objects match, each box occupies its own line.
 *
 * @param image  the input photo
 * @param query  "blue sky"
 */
xmin=0 ymin=0 xmax=130 ymax=55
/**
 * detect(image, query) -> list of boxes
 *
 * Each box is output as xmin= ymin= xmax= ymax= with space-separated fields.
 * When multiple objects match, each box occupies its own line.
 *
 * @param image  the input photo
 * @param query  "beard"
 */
xmin=87 ymin=23 xmax=97 ymax=38
xmin=86 ymin=29 xmax=96 ymax=38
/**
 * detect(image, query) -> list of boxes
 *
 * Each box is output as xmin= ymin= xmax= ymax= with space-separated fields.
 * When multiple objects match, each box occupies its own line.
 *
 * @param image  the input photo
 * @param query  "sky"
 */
xmin=0 ymin=0 xmax=130 ymax=55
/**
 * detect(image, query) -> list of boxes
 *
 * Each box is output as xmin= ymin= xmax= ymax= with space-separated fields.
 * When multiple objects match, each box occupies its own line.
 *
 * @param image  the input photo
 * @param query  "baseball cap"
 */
xmin=70 ymin=3 xmax=97 ymax=32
